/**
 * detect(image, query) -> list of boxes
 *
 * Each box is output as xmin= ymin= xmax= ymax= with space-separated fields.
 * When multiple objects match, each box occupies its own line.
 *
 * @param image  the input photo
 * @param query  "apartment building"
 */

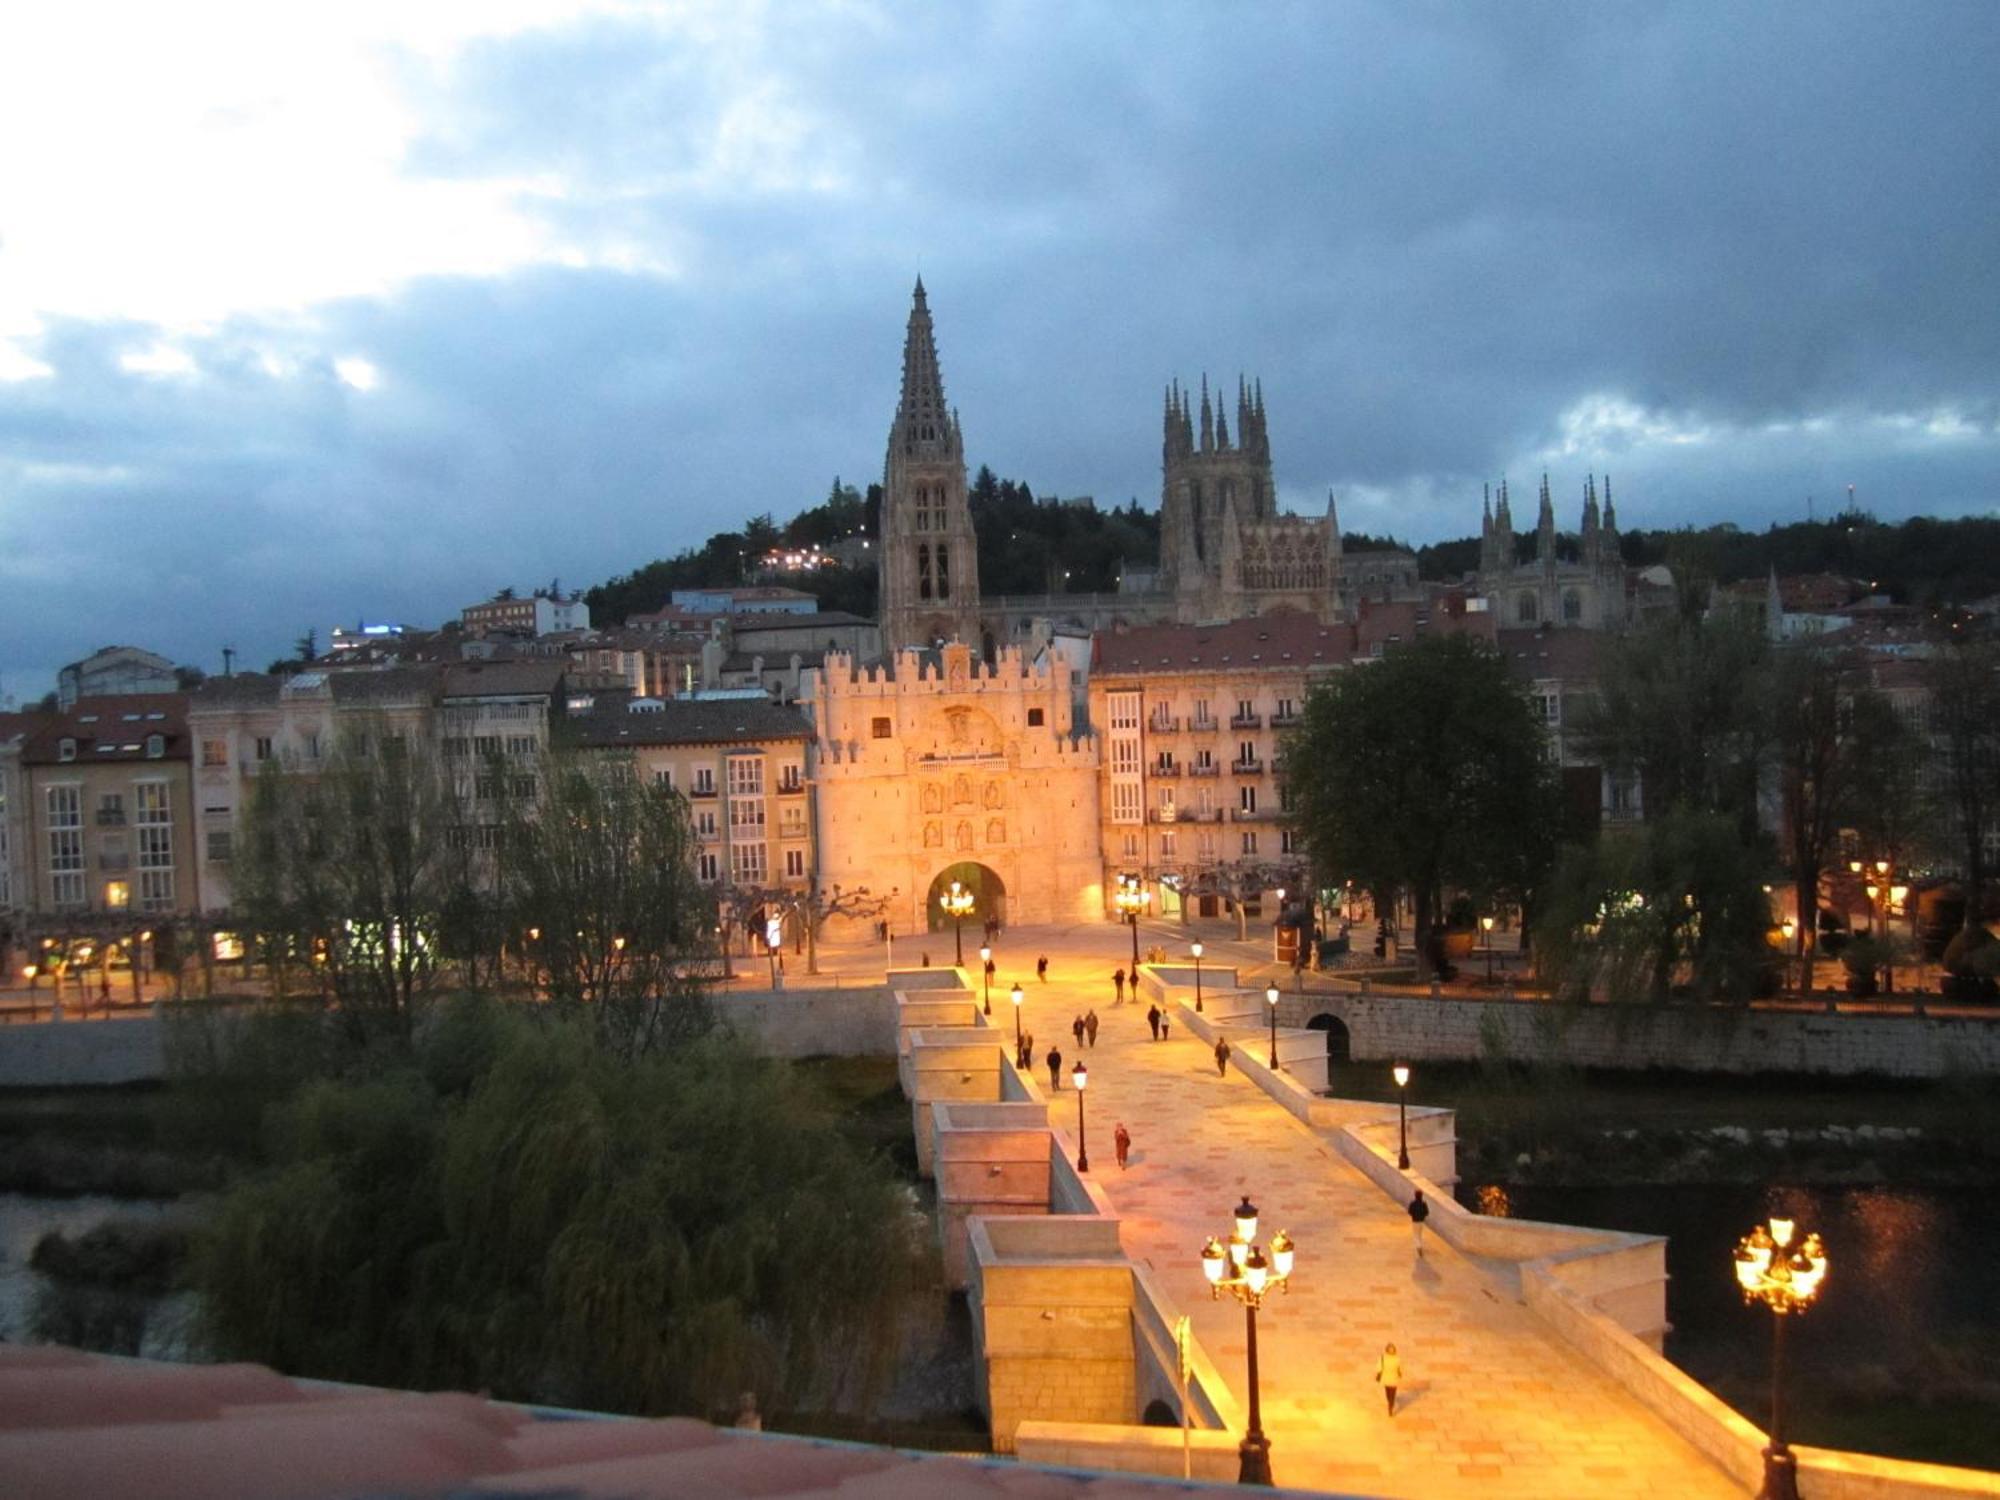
xmin=1087 ymin=611 xmax=1349 ymax=917
xmin=565 ymin=696 xmax=815 ymax=896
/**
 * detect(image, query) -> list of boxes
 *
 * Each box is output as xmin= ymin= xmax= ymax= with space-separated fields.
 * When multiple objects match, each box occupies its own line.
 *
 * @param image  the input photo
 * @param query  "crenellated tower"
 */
xmin=878 ymin=279 xmax=982 ymax=653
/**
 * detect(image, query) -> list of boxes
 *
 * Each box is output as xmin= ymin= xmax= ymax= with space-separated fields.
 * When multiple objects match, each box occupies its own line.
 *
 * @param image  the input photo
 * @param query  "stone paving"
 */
xmin=912 ymin=918 xmax=1746 ymax=1500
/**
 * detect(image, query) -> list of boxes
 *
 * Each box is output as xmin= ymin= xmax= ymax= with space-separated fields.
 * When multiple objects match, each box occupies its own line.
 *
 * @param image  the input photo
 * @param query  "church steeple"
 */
xmin=879 ymin=280 xmax=980 ymax=654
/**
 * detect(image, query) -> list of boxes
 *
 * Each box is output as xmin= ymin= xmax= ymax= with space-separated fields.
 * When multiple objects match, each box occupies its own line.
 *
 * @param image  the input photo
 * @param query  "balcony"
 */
xmin=1151 ymin=763 xmax=1182 ymax=778
xmin=1147 ymin=714 xmax=1181 ymax=734
xmin=1187 ymin=763 xmax=1220 ymax=778
xmin=687 ymin=785 xmax=718 ymax=799
xmin=776 ymin=780 xmax=807 ymax=797
xmin=1147 ymin=807 xmax=1180 ymax=824
xmin=1231 ymin=758 xmax=1264 ymax=775
xmin=1230 ymin=807 xmax=1273 ymax=823
xmin=1230 ymin=712 xmax=1262 ymax=730
xmin=778 ymin=818 xmax=810 ymax=841
xmin=1270 ymin=711 xmax=1301 ymax=729
xmin=1188 ymin=716 xmax=1219 ymax=734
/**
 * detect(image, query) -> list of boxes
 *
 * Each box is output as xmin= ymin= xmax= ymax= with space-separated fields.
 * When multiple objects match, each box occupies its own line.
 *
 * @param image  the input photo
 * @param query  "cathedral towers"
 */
xmin=877 ymin=280 xmax=984 ymax=654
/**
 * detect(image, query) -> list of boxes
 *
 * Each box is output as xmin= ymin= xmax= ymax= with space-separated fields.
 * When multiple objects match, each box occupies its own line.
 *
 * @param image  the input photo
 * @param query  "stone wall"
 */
xmin=0 ymin=1015 xmax=166 ymax=1087
xmin=714 ymin=985 xmax=898 ymax=1057
xmin=1306 ymin=989 xmax=2000 ymax=1079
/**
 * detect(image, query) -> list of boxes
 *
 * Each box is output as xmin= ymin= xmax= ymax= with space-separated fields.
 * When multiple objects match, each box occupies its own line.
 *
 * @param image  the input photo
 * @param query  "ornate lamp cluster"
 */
xmin=940 ymin=879 xmax=975 ymax=966
xmin=1199 ymin=1196 xmax=1295 ymax=1487
xmin=1733 ymin=1216 xmax=1828 ymax=1500
xmin=1114 ymin=874 xmax=1151 ymax=967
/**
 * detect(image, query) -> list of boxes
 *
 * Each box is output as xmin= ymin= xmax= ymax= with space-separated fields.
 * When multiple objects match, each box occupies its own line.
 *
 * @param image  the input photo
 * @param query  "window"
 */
xmin=1563 ymin=590 xmax=1583 ymax=623
xmin=1281 ymin=829 xmax=1298 ymax=854
xmin=696 ymin=809 xmax=718 ymax=838
xmin=871 ymin=717 xmax=892 ymax=739
xmin=1237 ymin=699 xmax=1254 ymax=719
xmin=918 ymin=543 xmax=932 ymax=599
xmin=1107 ymin=692 xmax=1140 ymax=732
xmin=1237 ymin=740 xmax=1257 ymax=764
xmin=58 ymin=738 xmax=77 ymax=763
xmin=1195 ymin=748 xmax=1214 ymax=770
xmin=301 ymin=732 xmax=320 ymax=761
xmin=207 ymin=829 xmax=234 ymax=863
xmin=1196 ymin=832 xmax=1216 ymax=863
xmin=653 ymin=767 xmax=675 ymax=790
xmin=47 ymin=785 xmax=84 ymax=907
xmin=105 ymin=879 xmax=130 ymax=910
xmin=254 ymin=736 xmax=274 ymax=761
xmin=1192 ymin=698 xmax=1212 ymax=725
xmin=729 ymin=798 xmax=766 ymax=833
xmin=474 ymin=735 xmax=502 ymax=758
xmin=1027 ymin=708 xmax=1045 ymax=727
xmin=1516 ymin=592 xmax=1539 ymax=624
xmin=935 ymin=543 xmax=950 ymax=600
xmin=1121 ymin=832 xmax=1140 ymax=858
xmin=98 ymin=793 xmax=125 ymax=825
xmin=778 ymin=765 xmax=803 ymax=792
xmin=1241 ymin=831 xmax=1259 ymax=856
xmin=1111 ymin=782 xmax=1141 ymax=823
xmin=1275 ymin=698 xmax=1296 ymax=719
xmin=1160 ymin=831 xmax=1177 ymax=858
xmin=1157 ymin=787 xmax=1177 ymax=814
xmin=727 ymin=757 xmax=765 ymax=796
xmin=1111 ymin=738 xmax=1139 ymax=774
xmin=1538 ymin=691 xmax=1561 ymax=725
xmin=693 ymin=767 xmax=716 ymax=795
xmin=730 ymin=842 xmax=767 ymax=884
xmin=1239 ymin=786 xmax=1257 ymax=812
xmin=1155 ymin=751 xmax=1176 ymax=772
xmin=201 ymin=739 xmax=227 ymax=768
xmin=697 ymin=851 xmax=720 ymax=882
xmin=784 ymin=848 xmax=806 ymax=879
xmin=136 ymin=781 xmax=174 ymax=911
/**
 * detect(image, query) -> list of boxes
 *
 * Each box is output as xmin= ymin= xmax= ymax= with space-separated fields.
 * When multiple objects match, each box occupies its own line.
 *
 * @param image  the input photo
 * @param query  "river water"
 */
xmin=1462 ymin=1179 xmax=2000 ymax=1470
xmin=0 ymin=1192 xmax=197 ymax=1359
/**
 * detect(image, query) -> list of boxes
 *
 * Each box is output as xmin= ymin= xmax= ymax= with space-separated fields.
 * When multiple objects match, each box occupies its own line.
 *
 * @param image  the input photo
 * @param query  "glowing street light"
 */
xmin=1011 ymin=981 xmax=1025 ymax=1053
xmin=1192 ymin=940 xmax=1205 ymax=1012
xmin=979 ymin=942 xmax=993 ymax=1015
xmin=1733 ymin=1217 xmax=1828 ymax=1500
xmin=1264 ymin=983 xmax=1280 ymax=1070
xmin=1200 ymin=1196 xmax=1296 ymax=1486
xmin=941 ymin=880 xmax=975 ymax=967
xmin=1114 ymin=875 xmax=1151 ymax=967
xmin=1480 ymin=915 xmax=1495 ymax=982
xmin=1392 ymin=1063 xmax=1411 ymax=1170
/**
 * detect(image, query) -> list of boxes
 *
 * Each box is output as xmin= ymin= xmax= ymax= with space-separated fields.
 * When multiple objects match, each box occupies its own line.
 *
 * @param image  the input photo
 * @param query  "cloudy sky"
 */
xmin=3 ymin=1 xmax=1997 ymax=697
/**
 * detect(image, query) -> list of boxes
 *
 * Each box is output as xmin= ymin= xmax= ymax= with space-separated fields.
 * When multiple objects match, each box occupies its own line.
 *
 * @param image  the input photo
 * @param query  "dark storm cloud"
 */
xmin=3 ymin=1 xmax=1997 ymax=695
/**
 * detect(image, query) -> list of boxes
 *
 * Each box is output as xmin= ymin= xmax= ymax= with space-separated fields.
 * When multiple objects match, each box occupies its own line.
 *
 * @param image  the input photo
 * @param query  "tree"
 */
xmin=1770 ymin=642 xmax=1857 ymax=981
xmin=233 ymin=725 xmax=475 ymax=1046
xmin=1924 ymin=639 xmax=2000 ymax=935
xmin=1187 ymin=859 xmax=1305 ymax=940
xmin=1537 ymin=808 xmax=1776 ymax=1005
xmin=196 ymin=1006 xmax=933 ymax=1420
xmin=1284 ymin=635 xmax=1561 ymax=978
xmin=500 ymin=754 xmax=716 ymax=1058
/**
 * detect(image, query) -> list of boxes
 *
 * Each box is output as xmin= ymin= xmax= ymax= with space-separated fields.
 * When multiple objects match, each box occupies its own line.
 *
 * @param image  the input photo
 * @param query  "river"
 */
xmin=0 ymin=1192 xmax=197 ymax=1359
xmin=1462 ymin=1179 xmax=2000 ymax=1470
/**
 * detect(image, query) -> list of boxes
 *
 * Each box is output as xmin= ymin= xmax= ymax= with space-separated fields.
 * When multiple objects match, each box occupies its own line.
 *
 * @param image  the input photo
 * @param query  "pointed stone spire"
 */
xmin=1496 ymin=477 xmax=1513 ymax=532
xmin=1536 ymin=473 xmax=1557 ymax=566
xmin=1602 ymin=474 xmax=1617 ymax=533
xmin=1216 ymin=405 xmax=1230 ymax=449
xmin=892 ymin=277 xmax=952 ymax=456
xmin=1582 ymin=474 xmax=1600 ymax=531
xmin=1199 ymin=375 xmax=1214 ymax=452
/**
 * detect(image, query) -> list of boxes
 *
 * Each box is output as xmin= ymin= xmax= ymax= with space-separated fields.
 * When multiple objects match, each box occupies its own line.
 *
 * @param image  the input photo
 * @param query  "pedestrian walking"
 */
xmin=1113 ymin=967 xmax=1126 ymax=1004
xmin=1146 ymin=1003 xmax=1161 ymax=1041
xmin=1036 ymin=955 xmax=1048 ymax=982
xmin=1375 ymin=1344 xmax=1403 ymax=1416
xmin=1160 ymin=1014 xmax=1171 ymax=1040
xmin=1408 ymin=1188 xmax=1430 ymax=1257
xmin=1214 ymin=1036 xmax=1231 ymax=1076
xmin=1114 ymin=1122 xmax=1132 ymax=1169
xmin=1084 ymin=1008 xmax=1099 ymax=1048
xmin=1072 ymin=1014 xmax=1086 ymax=1048
xmin=1047 ymin=1045 xmax=1064 ymax=1092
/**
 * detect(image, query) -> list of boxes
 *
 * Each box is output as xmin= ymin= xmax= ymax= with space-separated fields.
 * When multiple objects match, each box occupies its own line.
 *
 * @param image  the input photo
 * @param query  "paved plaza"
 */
xmin=859 ymin=917 xmax=1745 ymax=1499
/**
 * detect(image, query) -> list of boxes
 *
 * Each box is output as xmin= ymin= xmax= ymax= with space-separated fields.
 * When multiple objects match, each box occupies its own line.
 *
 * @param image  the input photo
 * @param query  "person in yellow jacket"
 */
xmin=1375 ymin=1343 xmax=1404 ymax=1416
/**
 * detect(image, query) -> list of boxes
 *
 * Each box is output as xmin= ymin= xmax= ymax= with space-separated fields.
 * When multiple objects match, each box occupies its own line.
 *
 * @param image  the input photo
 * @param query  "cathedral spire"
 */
xmin=892 ymin=278 xmax=952 ymax=456
xmin=1199 ymin=375 xmax=1214 ymax=452
xmin=1602 ymin=474 xmax=1617 ymax=532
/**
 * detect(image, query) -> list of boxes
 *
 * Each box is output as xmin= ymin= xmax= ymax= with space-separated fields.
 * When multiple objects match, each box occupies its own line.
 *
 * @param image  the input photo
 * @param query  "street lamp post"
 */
xmin=1200 ymin=1196 xmax=1296 ymax=1487
xmin=1481 ymin=915 xmax=1495 ymax=982
xmin=1072 ymin=1060 xmax=1089 ymax=1172
xmin=1264 ymin=983 xmax=1280 ymax=1070
xmin=1114 ymin=875 xmax=1150 ymax=967
xmin=765 ymin=929 xmax=780 ymax=989
xmin=980 ymin=943 xmax=993 ymax=1015
xmin=1392 ymin=1063 xmax=1411 ymax=1170
xmin=1011 ymin=981 xmax=1024 ymax=1054
xmin=1192 ymin=941 xmax=1204 ymax=1012
xmin=1734 ymin=1217 xmax=1828 ymax=1500
xmin=941 ymin=880 xmax=974 ymax=967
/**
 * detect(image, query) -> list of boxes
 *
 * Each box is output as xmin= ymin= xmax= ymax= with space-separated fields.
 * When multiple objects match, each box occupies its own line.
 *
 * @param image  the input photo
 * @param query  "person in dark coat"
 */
xmin=1037 ymin=955 xmax=1048 ymax=982
xmin=1072 ymin=1014 xmax=1086 ymax=1048
xmin=1214 ymin=1036 xmax=1232 ymax=1076
xmin=1113 ymin=967 xmax=1126 ymax=1004
xmin=1146 ymin=1004 xmax=1162 ymax=1040
xmin=1114 ymin=1123 xmax=1132 ymax=1169
xmin=1047 ymin=1045 xmax=1064 ymax=1092
xmin=1409 ymin=1188 xmax=1430 ymax=1257
xmin=1084 ymin=1008 xmax=1099 ymax=1047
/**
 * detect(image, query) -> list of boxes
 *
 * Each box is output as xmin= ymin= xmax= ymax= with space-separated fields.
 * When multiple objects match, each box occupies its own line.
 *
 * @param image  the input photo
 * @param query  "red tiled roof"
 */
xmin=19 ymin=694 xmax=190 ymax=765
xmin=1092 ymin=609 xmax=1353 ymax=675
xmin=0 ymin=1345 xmax=1251 ymax=1499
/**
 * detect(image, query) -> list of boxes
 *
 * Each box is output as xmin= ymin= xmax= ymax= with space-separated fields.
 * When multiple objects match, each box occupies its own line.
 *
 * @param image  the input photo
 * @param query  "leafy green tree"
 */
xmin=233 ymin=725 xmax=474 ymax=1046
xmin=1284 ymin=635 xmax=1561 ymax=977
xmin=196 ymin=1007 xmax=933 ymax=1420
xmin=1537 ymin=807 xmax=1776 ymax=1004
xmin=500 ymin=754 xmax=715 ymax=1058
xmin=1924 ymin=639 xmax=2000 ymax=935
